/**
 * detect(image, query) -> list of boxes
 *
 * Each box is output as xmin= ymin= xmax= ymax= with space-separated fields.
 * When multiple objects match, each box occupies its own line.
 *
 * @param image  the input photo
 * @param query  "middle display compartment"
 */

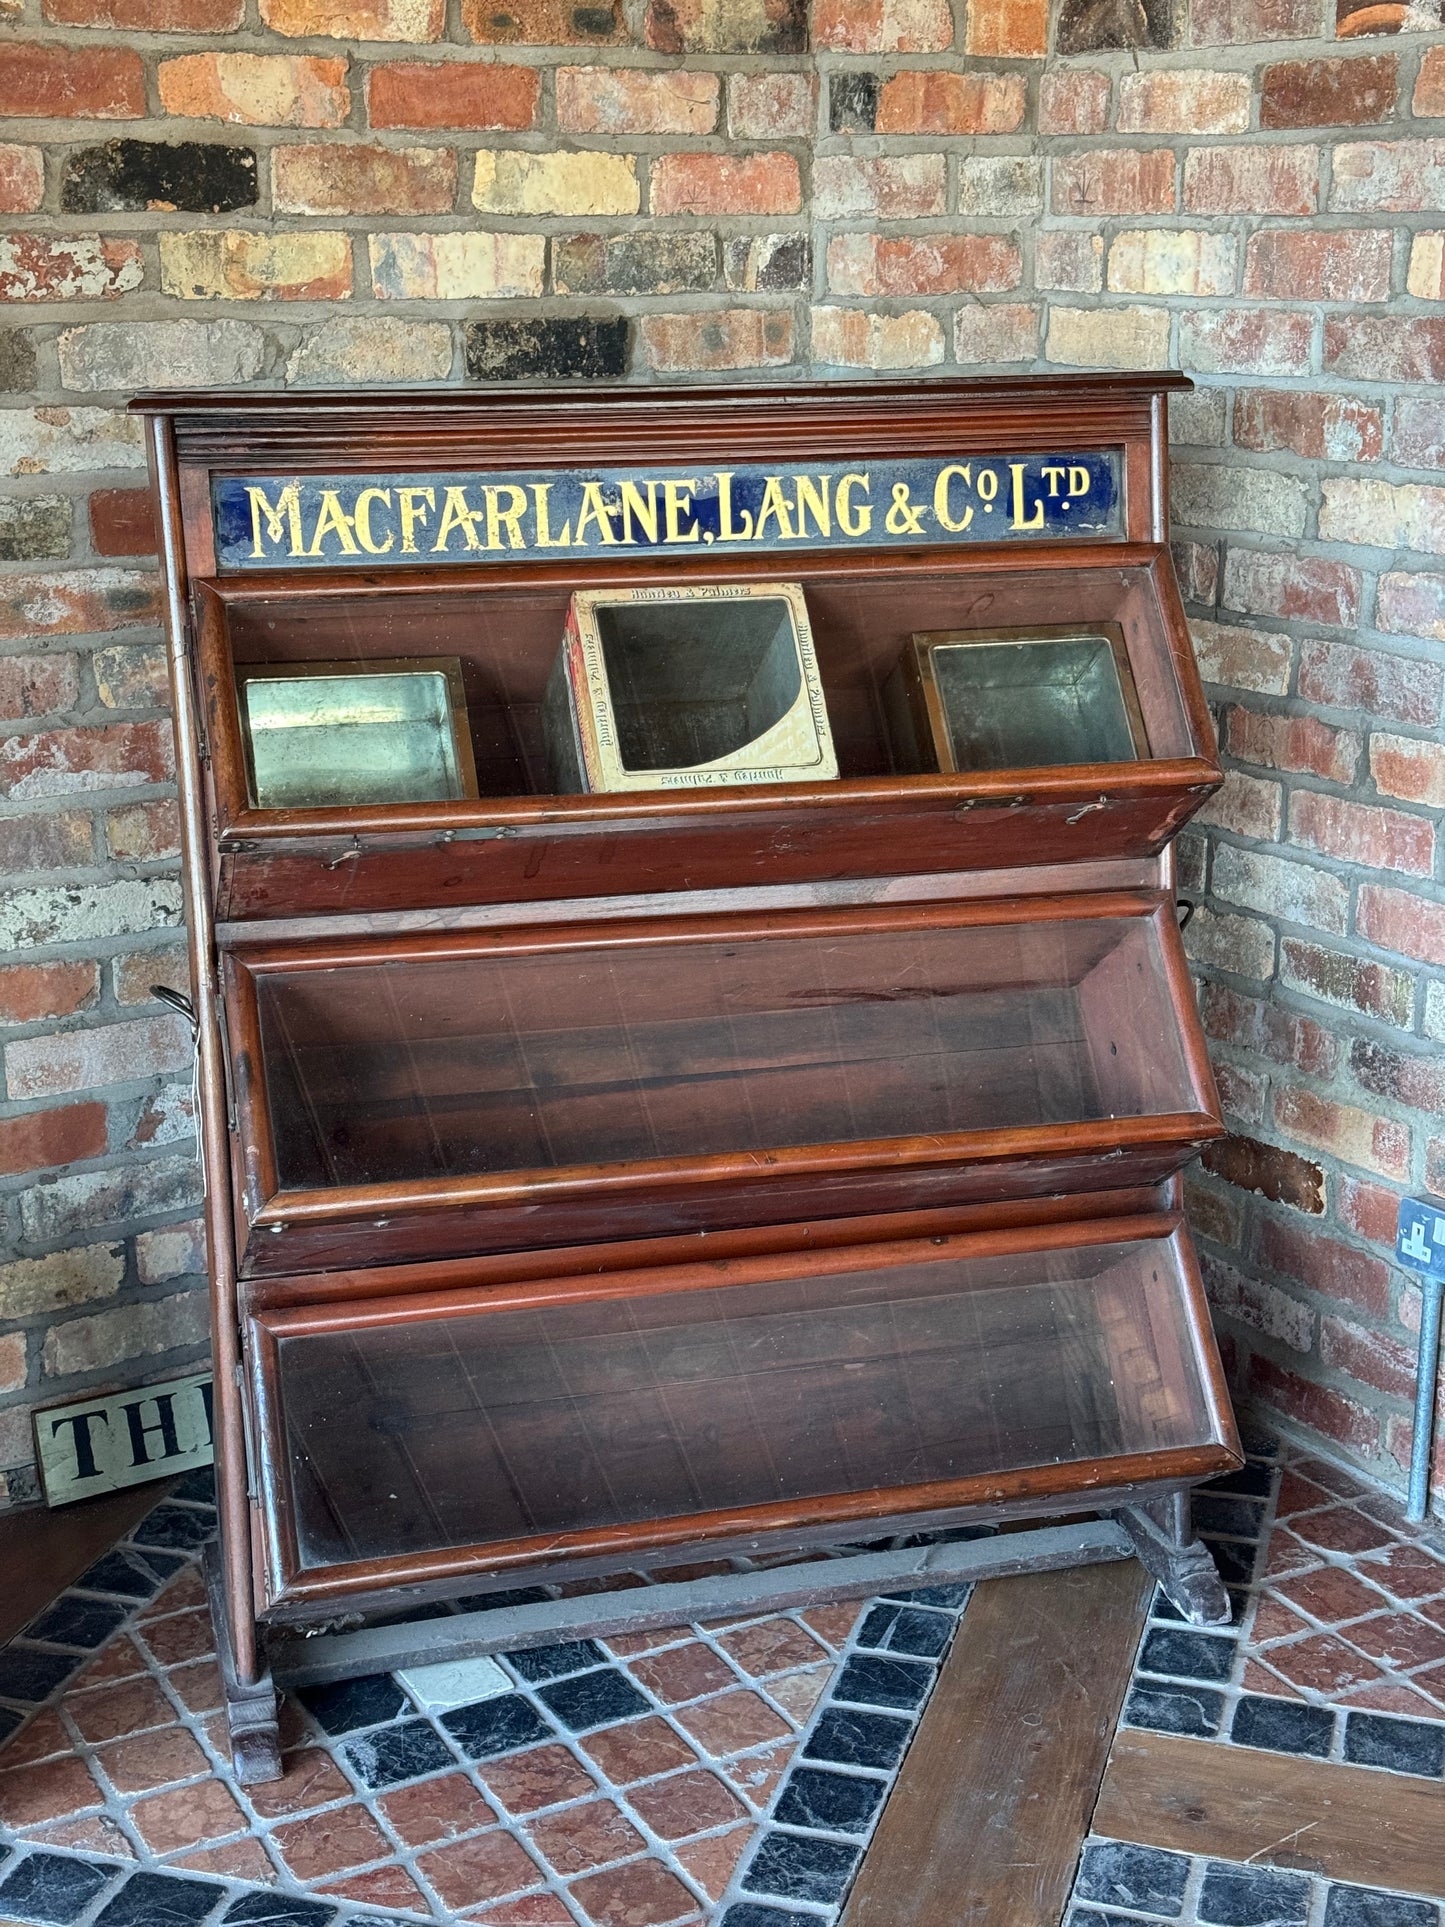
xmin=224 ymin=890 xmax=1221 ymax=1279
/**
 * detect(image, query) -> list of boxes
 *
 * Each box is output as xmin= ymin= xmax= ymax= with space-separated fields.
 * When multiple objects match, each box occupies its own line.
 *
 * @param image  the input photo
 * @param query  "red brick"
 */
xmin=1259 ymin=1217 xmax=1391 ymax=1318
xmin=827 ymin=233 xmax=1020 ymax=297
xmin=0 ymin=145 xmax=43 ymax=215
xmin=0 ymin=960 xmax=98 ymax=1025
xmin=728 ymin=73 xmax=813 ymax=140
xmin=966 ymin=0 xmax=1047 ymax=54
xmin=1189 ymin=618 xmax=1292 ymax=695
xmin=1393 ymin=400 xmax=1445 ymax=470
xmin=809 ymin=0 xmax=953 ymax=51
xmin=1223 ymin=551 xmax=1361 ymax=629
xmin=367 ymin=62 xmax=538 ymax=131
xmin=953 ymin=303 xmax=1040 ymax=365
xmin=0 ymin=44 xmax=146 ymax=119
xmin=1280 ymin=937 xmax=1414 ymax=1028
xmin=158 ymin=51 xmax=348 ymax=125
xmin=1338 ymin=1176 xmax=1405 ymax=1251
xmin=1172 ymin=539 xmax=1218 ymax=602
xmin=88 ymin=489 xmax=156 ymax=559
xmin=1225 ymin=706 xmax=1361 ymax=783
xmin=1324 ymin=316 xmax=1445 ymax=384
xmin=461 ymin=0 xmax=623 ymax=40
xmin=1370 ymin=731 xmax=1445 ymax=808
xmin=272 ymin=143 xmax=455 ymax=216
xmin=1200 ymin=1133 xmax=1325 ymax=1213
xmin=1289 ymin=789 xmax=1435 ymax=876
xmin=107 ymin=799 xmax=180 ymax=861
xmin=46 ymin=0 xmax=240 ymax=21
xmin=0 ymin=721 xmax=172 ymax=800
xmin=1201 ymin=983 xmax=1340 ymax=1078
xmin=1358 ymin=885 xmax=1445 ymax=967
xmin=0 ymin=653 xmax=80 ymax=720
xmin=1184 ymin=144 xmax=1318 ymax=215
xmin=1052 ymin=148 xmax=1175 ymax=216
xmin=1427 ymin=1140 xmax=1445 ymax=1202
xmin=557 ymin=66 xmax=716 ymax=135
xmin=1377 ymin=574 xmax=1445 ymax=645
xmin=1243 ymin=227 xmax=1390 ymax=301
xmin=812 ymin=154 xmax=943 ymax=219
xmin=1188 ymin=0 xmax=1322 ymax=43
xmin=0 ymin=570 xmax=162 ymax=645
xmin=1248 ymin=1354 xmax=1381 ymax=1457
xmin=1274 ymin=1086 xmax=1411 ymax=1182
xmin=639 ymin=307 xmax=792 ymax=372
xmin=0 ymin=1101 xmax=107 ymax=1177
xmin=1180 ymin=308 xmax=1312 ymax=376
xmin=1350 ymin=1037 xmax=1445 ymax=1117
xmin=1321 ymin=1317 xmax=1415 ymax=1402
xmin=5 ymin=1013 xmax=192 ymax=1099
xmin=1298 ymin=639 xmax=1442 ymax=727
xmin=652 ymin=152 xmax=799 ymax=217
xmin=1261 ymin=55 xmax=1397 ymax=128
xmin=1330 ymin=139 xmax=1445 ymax=213
xmin=1415 ymin=47 xmax=1445 ymax=118
xmin=1196 ymin=769 xmax=1282 ymax=840
xmin=1039 ymin=70 xmax=1110 ymax=135
xmin=1213 ymin=1059 xmax=1269 ymax=1127
xmin=1233 ymin=390 xmax=1383 ymax=463
xmin=0 ymin=234 xmax=143 ymax=303
xmin=874 ymin=70 xmax=1026 ymax=135
xmin=1118 ymin=69 xmax=1251 ymax=133
xmin=0 ymin=812 xmax=93 ymax=876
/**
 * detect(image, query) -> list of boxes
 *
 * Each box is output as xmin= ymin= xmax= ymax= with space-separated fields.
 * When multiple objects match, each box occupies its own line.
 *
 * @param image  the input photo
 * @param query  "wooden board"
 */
xmin=841 ymin=1557 xmax=1152 ymax=1927
xmin=1094 ymin=1730 xmax=1445 ymax=1898
xmin=0 ymin=1480 xmax=173 ymax=1647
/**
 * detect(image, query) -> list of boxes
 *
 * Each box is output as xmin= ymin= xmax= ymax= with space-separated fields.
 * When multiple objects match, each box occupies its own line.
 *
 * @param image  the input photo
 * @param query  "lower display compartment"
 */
xmin=249 ymin=1209 xmax=1240 ymax=1608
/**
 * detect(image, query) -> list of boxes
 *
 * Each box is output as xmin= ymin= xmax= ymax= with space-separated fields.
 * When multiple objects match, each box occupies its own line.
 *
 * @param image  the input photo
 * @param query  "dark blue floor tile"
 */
xmin=222 ymin=1893 xmax=338 ymax=1925
xmin=342 ymin=1718 xmax=454 ymax=1789
xmin=1203 ymin=1462 xmax=1274 ymax=1499
xmin=0 ymin=1647 xmax=85 ymax=1704
xmin=1075 ymin=1842 xmax=1191 ymax=1918
xmin=774 ymin=1766 xmax=886 ymax=1836
xmin=93 ymin=1870 xmax=224 ymax=1924
xmin=803 ymin=1707 xmax=913 ymax=1771
xmin=503 ymin=1641 xmax=603 ymax=1683
xmin=453 ymin=1586 xmax=552 ymax=1611
xmin=857 ymin=1604 xmax=952 ymax=1659
xmin=1139 ymin=1628 xmax=1236 ymax=1684
xmin=719 ymin=1906 xmax=813 ymax=1927
xmin=298 ymin=1674 xmax=405 ymax=1736
xmin=1230 ymin=1695 xmax=1334 ymax=1758
xmin=1205 ymin=1540 xmax=1258 ymax=1585
xmin=1323 ymin=1883 xmax=1441 ymax=1927
xmin=0 ymin=1705 xmax=22 ymax=1745
xmin=442 ymin=1692 xmax=553 ymax=1759
xmin=25 ymin=1597 xmax=128 ymax=1650
xmin=882 ymin=1583 xmax=972 ymax=1608
xmin=743 ymin=1830 xmax=861 ymax=1905
xmin=73 ymin=1549 xmax=178 ymax=1600
xmin=1239 ymin=1428 xmax=1280 ymax=1459
xmin=170 ymin=1467 xmax=216 ymax=1504
xmin=128 ymin=1504 xmax=214 ymax=1551
xmin=536 ymin=1667 xmax=649 ymax=1730
xmin=1192 ymin=1496 xmax=1267 ymax=1540
xmin=1068 ymin=1912 xmax=1161 ymax=1926
xmin=833 ymin=1654 xmax=933 ymax=1711
xmin=0 ymin=1852 xmax=117 ymax=1922
xmin=1123 ymin=1681 xmax=1224 ymax=1739
xmin=1197 ymin=1863 xmax=1310 ymax=1926
xmin=1343 ymin=1714 xmax=1445 ymax=1778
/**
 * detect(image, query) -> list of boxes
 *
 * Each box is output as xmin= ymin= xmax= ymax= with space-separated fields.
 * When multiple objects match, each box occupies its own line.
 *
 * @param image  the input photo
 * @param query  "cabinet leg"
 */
xmin=1114 ymin=1492 xmax=1231 ymax=1628
xmin=203 ymin=1542 xmax=282 ymax=1784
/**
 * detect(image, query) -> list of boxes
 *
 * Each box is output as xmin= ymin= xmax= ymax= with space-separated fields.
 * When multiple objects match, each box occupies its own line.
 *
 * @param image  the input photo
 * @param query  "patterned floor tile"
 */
xmin=1064 ymin=1841 xmax=1443 ymax=1927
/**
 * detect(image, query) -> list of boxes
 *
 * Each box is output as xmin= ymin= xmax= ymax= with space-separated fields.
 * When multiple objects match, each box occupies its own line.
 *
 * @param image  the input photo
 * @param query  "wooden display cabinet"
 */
xmin=139 ymin=374 xmax=1240 ymax=1784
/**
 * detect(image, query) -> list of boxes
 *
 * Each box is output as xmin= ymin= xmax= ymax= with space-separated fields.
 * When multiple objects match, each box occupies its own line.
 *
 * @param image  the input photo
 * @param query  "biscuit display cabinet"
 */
xmin=138 ymin=375 xmax=1241 ymax=1783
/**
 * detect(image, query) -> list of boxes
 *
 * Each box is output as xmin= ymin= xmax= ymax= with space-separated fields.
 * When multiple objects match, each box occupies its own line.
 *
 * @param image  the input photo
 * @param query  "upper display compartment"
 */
xmin=136 ymin=376 xmax=1221 ymax=920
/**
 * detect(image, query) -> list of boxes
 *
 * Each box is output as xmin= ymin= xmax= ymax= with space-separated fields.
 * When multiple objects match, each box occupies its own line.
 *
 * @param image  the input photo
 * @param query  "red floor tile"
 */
xmin=130 ymin=1778 xmax=250 ymax=1852
xmin=245 ymin=1748 xmax=354 ymax=1819
xmin=527 ymin=1797 xmax=646 ymax=1875
xmin=1335 ymin=1679 xmax=1444 ymax=1717
xmin=271 ymin=1801 xmax=394 ymax=1881
xmin=1273 ymin=1565 xmax=1393 ymax=1626
xmin=768 ymin=1668 xmax=830 ymax=1722
xmin=1273 ymin=1470 xmax=1336 ymax=1517
xmin=317 ymin=1862 xmax=432 ymax=1911
xmin=0 ymin=1755 xmax=102 ymax=1827
xmin=674 ymin=1690 xmax=791 ymax=1756
xmin=22 ymin=1814 xmax=134 ymax=1858
xmin=93 ymin=1726 xmax=210 ymax=1795
xmin=1343 ymin=1611 xmax=1445 ymax=1672
xmin=716 ymin=1618 xmax=829 ymax=1678
xmin=1288 ymin=1508 xmax=1397 ymax=1556
xmin=171 ymin=1837 xmax=278 ymax=1881
xmin=80 ymin=1637 xmax=148 ymax=1685
xmin=418 ymin=1828 xmax=546 ymax=1910
xmin=675 ymin=1824 xmax=751 ymax=1901
xmin=626 ymin=1767 xmax=747 ymax=1840
xmin=380 ymin=1769 xmax=495 ymax=1845
xmin=1357 ymin=1542 xmax=1445 ymax=1601
xmin=720 ymin=1737 xmax=795 ymax=1808
xmin=166 ymin=1659 xmax=224 ymax=1713
xmin=1293 ymin=1457 xmax=1374 ymax=1500
xmin=471 ymin=1895 xmax=577 ymax=1925
xmin=579 ymin=1720 xmax=699 ymax=1787
xmin=66 ymin=1676 xmax=176 ymax=1744
xmin=1249 ymin=1596 xmax=1315 ymax=1644
xmin=627 ymin=1643 xmax=738 ymax=1705
xmin=136 ymin=1609 xmax=214 ymax=1669
xmin=1240 ymin=1659 xmax=1306 ymax=1699
xmin=140 ymin=1568 xmax=208 ymax=1617
xmin=569 ymin=1858 xmax=700 ymax=1926
xmin=0 ymin=1712 xmax=72 ymax=1769
xmin=1263 ymin=1631 xmax=1385 ymax=1696
xmin=801 ymin=1603 xmax=865 ymax=1649
xmin=477 ymin=1744 xmax=599 ymax=1815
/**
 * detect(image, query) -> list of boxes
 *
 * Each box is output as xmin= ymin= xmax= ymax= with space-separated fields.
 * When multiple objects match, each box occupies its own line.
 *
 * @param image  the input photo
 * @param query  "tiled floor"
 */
xmin=0 ymin=1431 xmax=1441 ymax=1927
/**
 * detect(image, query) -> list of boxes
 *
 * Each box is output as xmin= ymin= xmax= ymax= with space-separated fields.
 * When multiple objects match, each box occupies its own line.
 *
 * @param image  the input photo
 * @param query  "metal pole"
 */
xmin=1407 ymin=1272 xmax=1444 ymax=1525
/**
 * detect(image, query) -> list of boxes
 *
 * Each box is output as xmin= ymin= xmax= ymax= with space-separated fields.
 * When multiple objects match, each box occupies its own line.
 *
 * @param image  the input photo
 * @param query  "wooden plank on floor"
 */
xmin=0 ymin=1480 xmax=175 ymax=1647
xmin=841 ymin=1557 xmax=1152 ymax=1927
xmin=1094 ymin=1730 xmax=1445 ymax=1899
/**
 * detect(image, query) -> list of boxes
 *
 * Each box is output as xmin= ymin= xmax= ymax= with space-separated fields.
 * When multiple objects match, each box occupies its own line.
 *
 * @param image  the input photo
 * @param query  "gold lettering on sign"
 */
xmin=247 ymin=483 xmax=303 ymax=558
xmin=836 ymin=472 xmax=872 ymax=536
xmin=717 ymin=471 xmax=753 ymax=541
xmin=398 ymin=486 xmax=435 ymax=554
xmin=933 ymin=464 xmax=973 ymax=532
xmin=1009 ymin=462 xmax=1044 ymax=532
xmin=795 ymin=475 xmax=831 ymax=538
xmin=574 ymin=482 xmax=618 ymax=545
xmin=754 ymin=476 xmax=795 ymax=542
xmin=663 ymin=479 xmax=700 ymax=544
xmin=434 ymin=485 xmax=482 ymax=552
xmin=354 ymin=487 xmax=394 ymax=554
xmin=485 ymin=484 xmax=528 ymax=550
xmin=532 ymin=482 xmax=571 ymax=548
xmin=1069 ymin=466 xmax=1092 ymax=499
xmin=308 ymin=489 xmax=360 ymax=557
xmin=620 ymin=480 xmax=659 ymax=545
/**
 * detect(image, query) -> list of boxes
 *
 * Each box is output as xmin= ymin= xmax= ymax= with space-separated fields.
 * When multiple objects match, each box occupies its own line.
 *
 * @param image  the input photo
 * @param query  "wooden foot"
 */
xmin=1114 ymin=1493 xmax=1231 ymax=1627
xmin=203 ymin=1542 xmax=282 ymax=1784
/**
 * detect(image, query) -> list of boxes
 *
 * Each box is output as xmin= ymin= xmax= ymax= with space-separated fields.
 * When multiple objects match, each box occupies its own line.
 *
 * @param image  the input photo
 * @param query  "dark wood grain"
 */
xmin=0 ymin=1479 xmax=174 ymax=1646
xmin=1094 ymin=1730 xmax=1445 ymax=1897
xmin=842 ymin=1558 xmax=1153 ymax=1927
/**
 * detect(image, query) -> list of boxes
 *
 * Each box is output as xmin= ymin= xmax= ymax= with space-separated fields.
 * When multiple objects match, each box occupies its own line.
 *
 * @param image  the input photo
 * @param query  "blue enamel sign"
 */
xmin=212 ymin=452 xmax=1123 ymax=571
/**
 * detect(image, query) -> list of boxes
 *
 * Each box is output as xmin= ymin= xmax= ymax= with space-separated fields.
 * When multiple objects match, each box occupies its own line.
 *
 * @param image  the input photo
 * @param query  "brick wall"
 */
xmin=1 ymin=0 xmax=1443 ymax=1514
